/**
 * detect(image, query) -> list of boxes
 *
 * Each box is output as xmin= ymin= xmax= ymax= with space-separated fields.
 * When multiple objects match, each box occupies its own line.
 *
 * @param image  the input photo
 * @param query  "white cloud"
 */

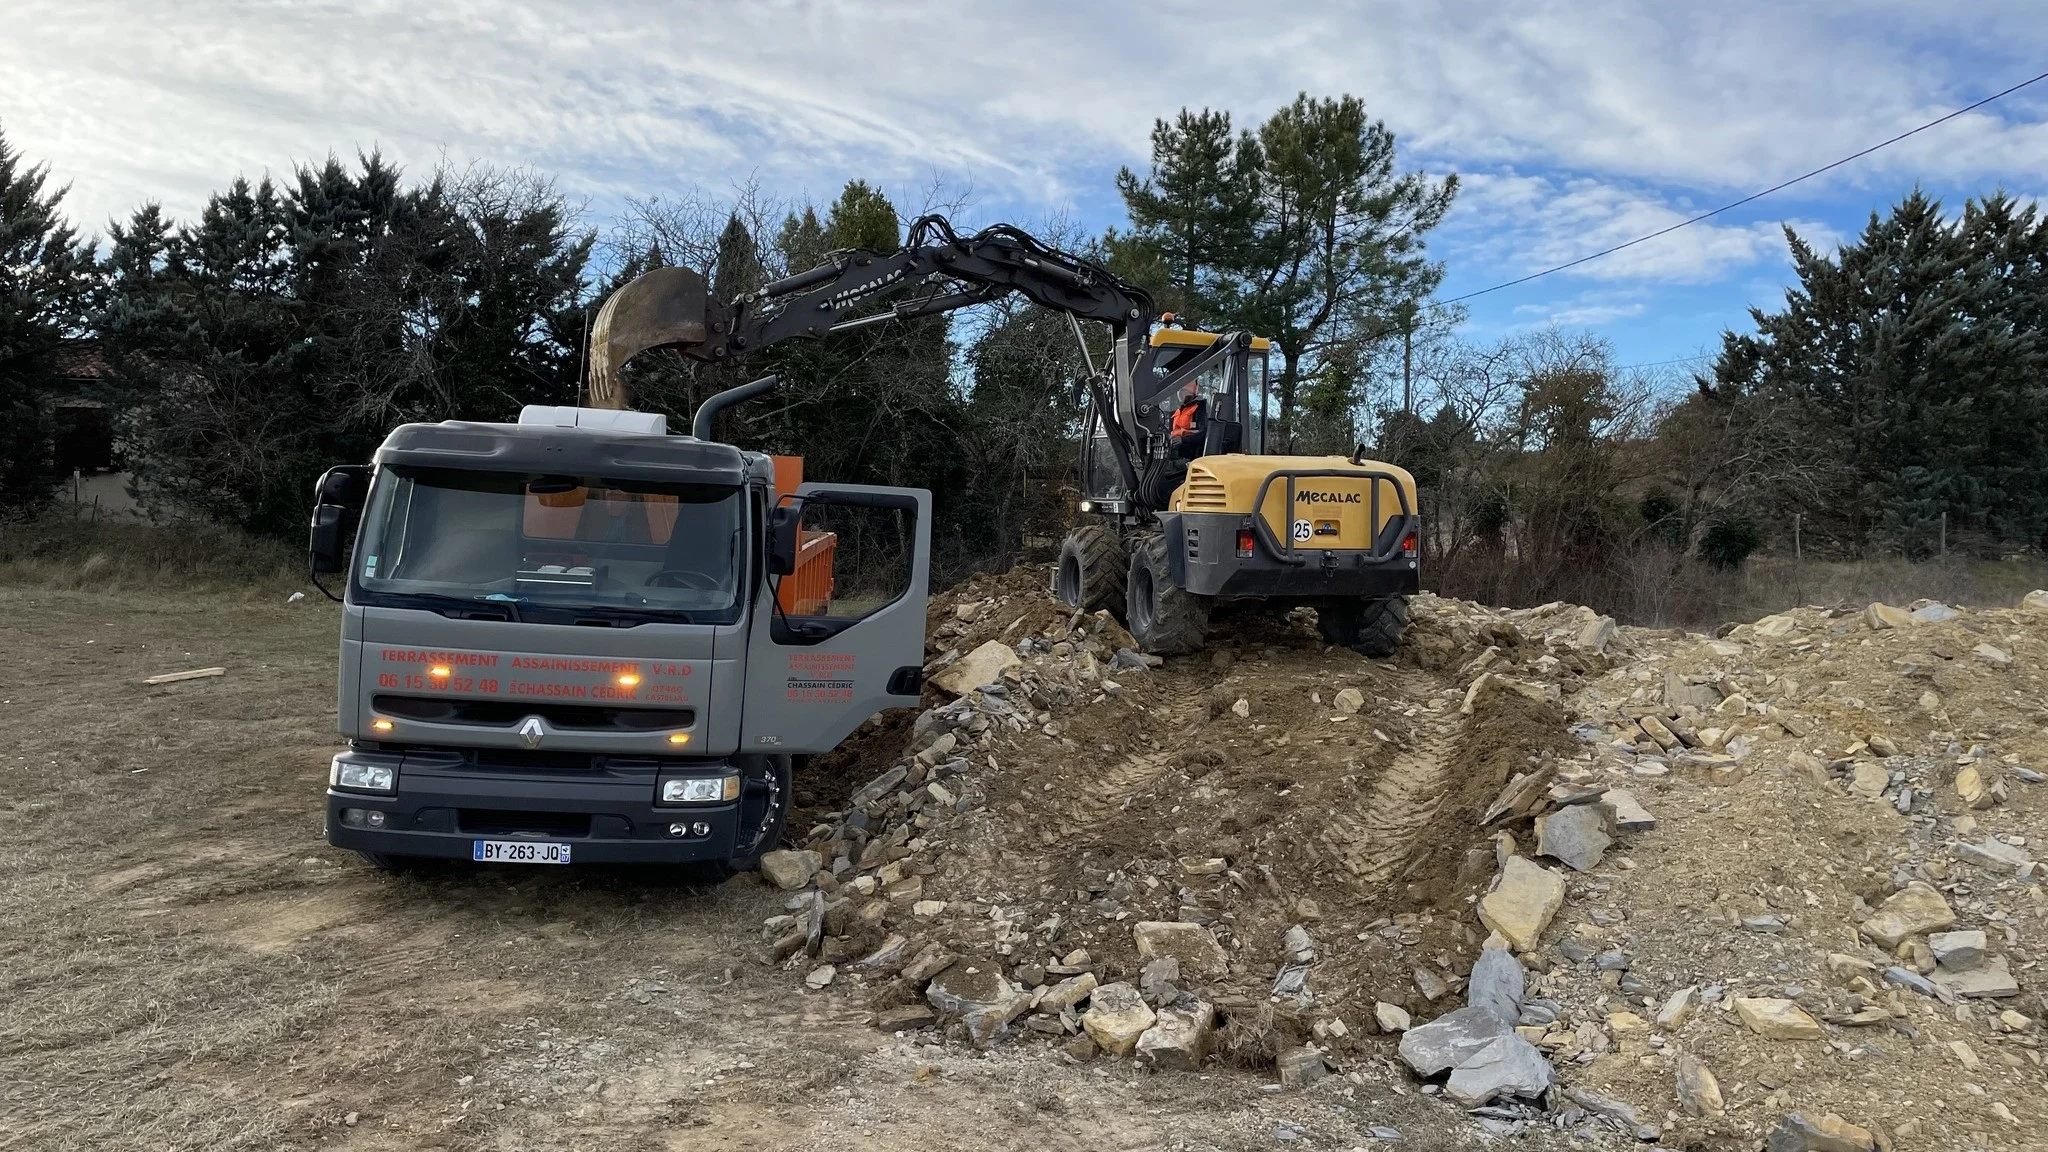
xmin=0 ymin=0 xmax=2041 ymax=313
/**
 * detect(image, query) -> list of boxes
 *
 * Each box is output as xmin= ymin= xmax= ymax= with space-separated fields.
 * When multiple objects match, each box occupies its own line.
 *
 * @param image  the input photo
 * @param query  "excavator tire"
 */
xmin=1125 ymin=533 xmax=1211 ymax=656
xmin=1317 ymin=595 xmax=1410 ymax=659
xmin=1056 ymin=524 xmax=1127 ymax=617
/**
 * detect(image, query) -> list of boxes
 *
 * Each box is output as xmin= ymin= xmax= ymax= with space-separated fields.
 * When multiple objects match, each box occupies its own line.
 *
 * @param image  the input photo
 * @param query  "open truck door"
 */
xmin=741 ymin=483 xmax=930 ymax=754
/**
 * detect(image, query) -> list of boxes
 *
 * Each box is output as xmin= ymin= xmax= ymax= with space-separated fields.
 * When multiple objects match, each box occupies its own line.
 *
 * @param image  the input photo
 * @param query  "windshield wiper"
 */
xmin=357 ymin=590 xmax=521 ymax=622
xmin=478 ymin=594 xmax=525 ymax=622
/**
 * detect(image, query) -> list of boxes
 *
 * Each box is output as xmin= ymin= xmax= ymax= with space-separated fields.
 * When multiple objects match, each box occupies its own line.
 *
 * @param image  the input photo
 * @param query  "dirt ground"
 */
xmin=6 ymin=569 xmax=2045 ymax=1152
xmin=0 ymin=584 xmax=1536 ymax=1152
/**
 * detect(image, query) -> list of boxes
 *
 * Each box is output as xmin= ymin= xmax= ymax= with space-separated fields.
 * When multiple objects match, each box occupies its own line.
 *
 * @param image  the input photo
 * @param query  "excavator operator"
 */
xmin=1168 ymin=381 xmax=1207 ymax=459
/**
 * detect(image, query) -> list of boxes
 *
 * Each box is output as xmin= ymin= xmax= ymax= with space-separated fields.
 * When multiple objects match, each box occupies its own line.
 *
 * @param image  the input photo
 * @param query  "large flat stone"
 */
xmin=1535 ymin=803 xmax=1612 ymax=872
xmin=1599 ymin=788 xmax=1657 ymax=832
xmin=1864 ymin=602 xmax=1912 ymax=630
xmin=1858 ymin=881 xmax=1955 ymax=948
xmin=929 ymin=640 xmax=1021 ymax=697
xmin=1466 ymin=947 xmax=1524 ymax=1025
xmin=1081 ymin=981 xmax=1156 ymax=1057
xmin=1932 ymin=955 xmax=2020 ymax=999
xmin=1135 ymin=1000 xmax=1216 ymax=1071
xmin=1132 ymin=921 xmax=1228 ymax=978
xmin=1396 ymin=1005 xmax=1513 ymax=1076
xmin=1478 ymin=856 xmax=1567 ymax=952
xmin=1734 ymin=997 xmax=1823 ymax=1040
xmin=1765 ymin=1111 xmax=1877 ymax=1152
xmin=1929 ymin=930 xmax=1986 ymax=971
xmin=1443 ymin=1034 xmax=1554 ymax=1108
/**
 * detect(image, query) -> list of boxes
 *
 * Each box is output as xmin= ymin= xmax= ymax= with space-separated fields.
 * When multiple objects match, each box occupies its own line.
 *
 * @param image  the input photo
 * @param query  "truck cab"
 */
xmin=309 ymin=405 xmax=930 ymax=873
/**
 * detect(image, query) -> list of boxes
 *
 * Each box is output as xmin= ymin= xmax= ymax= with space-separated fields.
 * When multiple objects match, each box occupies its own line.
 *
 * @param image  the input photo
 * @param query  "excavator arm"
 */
xmin=588 ymin=215 xmax=1154 ymax=405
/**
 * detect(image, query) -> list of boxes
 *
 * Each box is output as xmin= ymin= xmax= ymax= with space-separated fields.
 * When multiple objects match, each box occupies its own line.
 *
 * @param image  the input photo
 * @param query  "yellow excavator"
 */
xmin=586 ymin=215 xmax=1419 ymax=657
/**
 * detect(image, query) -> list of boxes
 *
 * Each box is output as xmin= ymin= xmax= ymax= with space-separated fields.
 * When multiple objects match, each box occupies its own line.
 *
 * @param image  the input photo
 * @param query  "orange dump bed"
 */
xmin=770 ymin=455 xmax=836 ymax=615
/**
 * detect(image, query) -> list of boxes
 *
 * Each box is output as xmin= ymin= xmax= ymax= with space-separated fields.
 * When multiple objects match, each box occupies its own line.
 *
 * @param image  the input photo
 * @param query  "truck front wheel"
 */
xmin=693 ymin=754 xmax=793 ymax=882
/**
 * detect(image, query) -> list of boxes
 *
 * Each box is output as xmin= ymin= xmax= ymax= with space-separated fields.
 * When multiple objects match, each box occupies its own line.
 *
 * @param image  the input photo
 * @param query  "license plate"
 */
xmin=472 ymin=839 xmax=572 ymax=864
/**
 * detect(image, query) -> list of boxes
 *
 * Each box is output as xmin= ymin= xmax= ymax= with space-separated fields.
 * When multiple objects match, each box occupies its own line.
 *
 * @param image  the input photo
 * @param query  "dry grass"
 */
xmin=0 ymin=512 xmax=305 ymax=596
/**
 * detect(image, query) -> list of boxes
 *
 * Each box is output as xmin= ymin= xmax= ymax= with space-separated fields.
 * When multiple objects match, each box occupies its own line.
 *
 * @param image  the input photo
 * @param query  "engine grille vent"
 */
xmin=1183 ymin=467 xmax=1230 ymax=511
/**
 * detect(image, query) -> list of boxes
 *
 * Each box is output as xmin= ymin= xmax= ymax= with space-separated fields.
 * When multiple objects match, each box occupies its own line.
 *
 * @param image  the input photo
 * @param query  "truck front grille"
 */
xmin=373 ymin=695 xmax=693 ymax=732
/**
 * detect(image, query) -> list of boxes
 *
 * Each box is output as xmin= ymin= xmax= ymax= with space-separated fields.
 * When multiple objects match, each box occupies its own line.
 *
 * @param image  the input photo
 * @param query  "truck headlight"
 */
xmin=658 ymin=775 xmax=740 ymax=804
xmin=331 ymin=757 xmax=397 ymax=793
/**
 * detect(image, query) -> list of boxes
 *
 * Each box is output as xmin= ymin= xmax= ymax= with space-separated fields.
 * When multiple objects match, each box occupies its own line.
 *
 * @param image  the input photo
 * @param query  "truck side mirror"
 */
xmin=768 ymin=504 xmax=800 ymax=576
xmin=309 ymin=504 xmax=348 ymax=574
xmin=308 ymin=465 xmax=370 ymax=577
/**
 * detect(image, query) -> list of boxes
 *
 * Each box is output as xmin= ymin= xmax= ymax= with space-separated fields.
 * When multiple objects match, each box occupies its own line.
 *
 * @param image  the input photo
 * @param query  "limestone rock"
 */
xmin=1674 ymin=1053 xmax=1724 ymax=1117
xmin=929 ymin=640 xmax=1020 ymax=697
xmin=1656 ymin=985 xmax=1698 ymax=1031
xmin=1413 ymin=966 xmax=1450 ymax=1002
xmin=1135 ymin=1000 xmax=1216 ymax=1071
xmin=759 ymin=849 xmax=820 ymax=891
xmin=1910 ymin=603 xmax=1959 ymax=623
xmin=1600 ymin=788 xmax=1656 ymax=832
xmin=1849 ymin=762 xmax=1888 ymax=798
xmin=1575 ymin=614 xmax=1617 ymax=652
xmin=1444 ymin=1034 xmax=1554 ymax=1108
xmin=1930 ymin=930 xmax=1986 ymax=971
xmin=1397 ymin=1005 xmax=1513 ymax=1076
xmin=1276 ymin=1045 xmax=1327 ymax=1088
xmin=1867 ymin=734 xmax=1901 ymax=758
xmin=1535 ymin=803 xmax=1612 ymax=872
xmin=1956 ymin=766 xmax=1994 ymax=808
xmin=1568 ymin=1090 xmax=1659 ymax=1141
xmin=1734 ymin=997 xmax=1823 ymax=1040
xmin=1467 ymin=948 xmax=1524 ymax=1026
xmin=1037 ymin=972 xmax=1098 ymax=1014
xmin=2021 ymin=589 xmax=2048 ymax=614
xmin=1081 ymin=981 xmax=1156 ymax=1056
xmin=1956 ymin=837 xmax=2029 ymax=872
xmin=1932 ymin=954 xmax=2021 ymax=998
xmin=875 ymin=1004 xmax=937 ymax=1031
xmin=1132 ymin=921 xmax=1227 ymax=978
xmin=1858 ymin=881 xmax=1955 ymax=948
xmin=1375 ymin=1001 xmax=1412 ymax=1032
xmin=1478 ymin=857 xmax=1567 ymax=952
xmin=1333 ymin=687 xmax=1365 ymax=715
xmin=1753 ymin=613 xmax=1801 ymax=638
xmin=1864 ymin=602 xmax=1911 ymax=630
xmin=1765 ymin=1111 xmax=1877 ymax=1152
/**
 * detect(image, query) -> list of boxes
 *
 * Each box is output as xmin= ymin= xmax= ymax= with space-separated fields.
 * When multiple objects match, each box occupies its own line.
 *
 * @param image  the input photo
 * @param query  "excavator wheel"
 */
xmin=1125 ymin=533 xmax=1211 ymax=656
xmin=1317 ymin=595 xmax=1410 ymax=659
xmin=1055 ymin=524 xmax=1127 ymax=617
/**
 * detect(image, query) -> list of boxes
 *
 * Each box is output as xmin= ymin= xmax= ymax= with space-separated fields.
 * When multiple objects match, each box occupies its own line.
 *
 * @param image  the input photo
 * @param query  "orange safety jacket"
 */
xmin=1170 ymin=398 xmax=1203 ymax=442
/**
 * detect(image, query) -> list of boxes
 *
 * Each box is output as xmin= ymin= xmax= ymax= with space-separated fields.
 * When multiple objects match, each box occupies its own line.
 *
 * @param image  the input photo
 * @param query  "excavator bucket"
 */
xmin=585 ymin=265 xmax=711 ymax=409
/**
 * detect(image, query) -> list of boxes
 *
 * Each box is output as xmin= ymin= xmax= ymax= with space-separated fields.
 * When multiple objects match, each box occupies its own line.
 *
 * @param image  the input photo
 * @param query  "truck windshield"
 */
xmin=352 ymin=466 xmax=745 ymax=624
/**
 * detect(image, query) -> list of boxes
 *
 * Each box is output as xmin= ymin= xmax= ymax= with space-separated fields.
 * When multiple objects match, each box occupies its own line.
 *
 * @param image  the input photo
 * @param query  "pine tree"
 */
xmin=0 ymin=125 xmax=98 ymax=512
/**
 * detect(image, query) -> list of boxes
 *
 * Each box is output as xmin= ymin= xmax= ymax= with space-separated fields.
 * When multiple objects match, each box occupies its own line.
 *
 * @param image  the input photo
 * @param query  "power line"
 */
xmin=1614 ymin=353 xmax=1713 ymax=371
xmin=1437 ymin=68 xmax=2048 ymax=307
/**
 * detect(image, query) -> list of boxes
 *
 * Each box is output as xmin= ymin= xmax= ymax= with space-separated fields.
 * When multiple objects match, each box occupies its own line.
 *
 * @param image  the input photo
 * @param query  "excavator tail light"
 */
xmin=1401 ymin=533 xmax=1418 ymax=557
xmin=1235 ymin=528 xmax=1255 ymax=558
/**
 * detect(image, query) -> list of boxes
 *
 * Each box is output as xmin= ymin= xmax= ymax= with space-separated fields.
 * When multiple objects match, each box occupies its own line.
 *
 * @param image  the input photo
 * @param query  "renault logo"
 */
xmin=518 ymin=717 xmax=545 ymax=749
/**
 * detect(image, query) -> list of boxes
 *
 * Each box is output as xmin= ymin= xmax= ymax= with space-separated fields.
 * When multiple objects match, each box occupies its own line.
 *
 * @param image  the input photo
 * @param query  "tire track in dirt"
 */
xmin=1315 ymin=671 xmax=1458 ymax=888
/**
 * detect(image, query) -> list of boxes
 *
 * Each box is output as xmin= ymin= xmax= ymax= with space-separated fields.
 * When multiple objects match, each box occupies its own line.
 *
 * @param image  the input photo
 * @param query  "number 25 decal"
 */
xmin=1292 ymin=519 xmax=1312 ymax=541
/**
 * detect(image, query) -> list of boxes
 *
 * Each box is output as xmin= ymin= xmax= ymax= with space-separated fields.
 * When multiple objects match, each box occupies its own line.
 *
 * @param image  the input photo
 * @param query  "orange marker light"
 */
xmin=616 ymin=672 xmax=641 ymax=688
xmin=667 ymin=733 xmax=691 ymax=746
xmin=370 ymin=717 xmax=394 ymax=733
xmin=429 ymin=665 xmax=451 ymax=678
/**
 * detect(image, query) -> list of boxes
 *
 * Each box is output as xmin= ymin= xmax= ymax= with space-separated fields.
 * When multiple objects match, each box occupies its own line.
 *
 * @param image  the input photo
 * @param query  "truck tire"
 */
xmin=1125 ymin=533 xmax=1210 ymax=656
xmin=1055 ymin=524 xmax=1126 ymax=616
xmin=1317 ymin=595 xmax=1410 ymax=658
xmin=692 ymin=754 xmax=792 ymax=883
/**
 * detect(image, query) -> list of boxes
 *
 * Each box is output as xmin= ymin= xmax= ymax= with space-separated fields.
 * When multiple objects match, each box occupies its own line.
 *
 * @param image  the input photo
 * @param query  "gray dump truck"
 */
xmin=309 ymin=399 xmax=931 ymax=874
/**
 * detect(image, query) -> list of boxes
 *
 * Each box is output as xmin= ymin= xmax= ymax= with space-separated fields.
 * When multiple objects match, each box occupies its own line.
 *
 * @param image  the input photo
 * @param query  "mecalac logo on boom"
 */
xmin=1297 ymin=491 xmax=1362 ymax=504
xmin=518 ymin=717 xmax=545 ymax=749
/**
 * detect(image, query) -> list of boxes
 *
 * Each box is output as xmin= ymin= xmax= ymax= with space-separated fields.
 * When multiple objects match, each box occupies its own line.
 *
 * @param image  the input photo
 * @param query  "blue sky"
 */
xmin=5 ymin=1 xmax=2045 ymax=373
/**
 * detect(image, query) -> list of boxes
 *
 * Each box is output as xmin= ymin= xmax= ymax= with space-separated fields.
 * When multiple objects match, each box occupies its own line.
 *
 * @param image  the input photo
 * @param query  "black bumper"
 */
xmin=324 ymin=750 xmax=743 ymax=865
xmin=1164 ymin=511 xmax=1422 ymax=600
